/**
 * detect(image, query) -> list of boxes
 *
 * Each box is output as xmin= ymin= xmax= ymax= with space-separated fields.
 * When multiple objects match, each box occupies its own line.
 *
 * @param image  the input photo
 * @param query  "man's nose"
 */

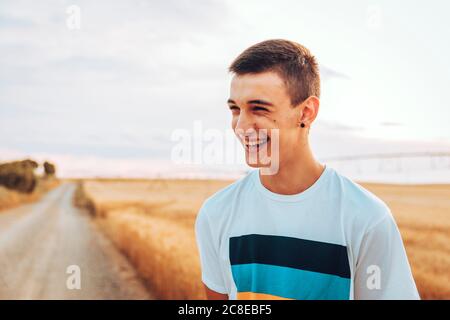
xmin=235 ymin=111 xmax=255 ymax=132
xmin=234 ymin=112 xmax=258 ymax=141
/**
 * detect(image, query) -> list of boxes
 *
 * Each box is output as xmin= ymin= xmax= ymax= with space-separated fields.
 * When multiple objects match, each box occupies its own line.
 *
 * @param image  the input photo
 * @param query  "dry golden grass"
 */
xmin=79 ymin=179 xmax=229 ymax=299
xmin=78 ymin=178 xmax=450 ymax=300
xmin=0 ymin=177 xmax=61 ymax=212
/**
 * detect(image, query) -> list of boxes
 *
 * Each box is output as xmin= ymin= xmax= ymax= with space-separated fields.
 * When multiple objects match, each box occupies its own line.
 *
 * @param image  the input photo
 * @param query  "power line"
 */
xmin=321 ymin=152 xmax=450 ymax=162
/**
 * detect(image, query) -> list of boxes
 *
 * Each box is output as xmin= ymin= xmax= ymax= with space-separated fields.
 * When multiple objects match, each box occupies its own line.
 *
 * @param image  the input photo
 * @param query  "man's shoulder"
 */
xmin=332 ymin=169 xmax=392 ymax=228
xmin=200 ymin=170 xmax=255 ymax=216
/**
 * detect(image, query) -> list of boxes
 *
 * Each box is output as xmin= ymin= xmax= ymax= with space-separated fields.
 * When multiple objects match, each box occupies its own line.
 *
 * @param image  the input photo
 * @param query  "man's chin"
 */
xmin=245 ymin=161 xmax=262 ymax=168
xmin=244 ymin=156 xmax=272 ymax=168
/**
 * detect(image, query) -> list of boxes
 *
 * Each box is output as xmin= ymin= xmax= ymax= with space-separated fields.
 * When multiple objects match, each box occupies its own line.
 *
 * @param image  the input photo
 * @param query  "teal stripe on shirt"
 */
xmin=231 ymin=263 xmax=350 ymax=300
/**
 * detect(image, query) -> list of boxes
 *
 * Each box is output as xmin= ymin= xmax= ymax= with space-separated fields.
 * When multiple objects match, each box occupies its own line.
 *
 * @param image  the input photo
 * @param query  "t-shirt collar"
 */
xmin=252 ymin=164 xmax=331 ymax=202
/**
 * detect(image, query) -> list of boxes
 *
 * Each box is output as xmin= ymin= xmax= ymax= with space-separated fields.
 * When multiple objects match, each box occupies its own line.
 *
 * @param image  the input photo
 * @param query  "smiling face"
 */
xmin=228 ymin=71 xmax=309 ymax=169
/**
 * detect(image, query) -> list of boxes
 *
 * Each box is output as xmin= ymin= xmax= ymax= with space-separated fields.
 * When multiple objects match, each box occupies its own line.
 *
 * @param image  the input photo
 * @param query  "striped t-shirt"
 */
xmin=195 ymin=165 xmax=420 ymax=300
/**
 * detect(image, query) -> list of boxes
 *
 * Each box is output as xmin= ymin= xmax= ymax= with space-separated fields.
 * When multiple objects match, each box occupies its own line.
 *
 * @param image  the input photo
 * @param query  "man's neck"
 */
xmin=259 ymin=144 xmax=325 ymax=195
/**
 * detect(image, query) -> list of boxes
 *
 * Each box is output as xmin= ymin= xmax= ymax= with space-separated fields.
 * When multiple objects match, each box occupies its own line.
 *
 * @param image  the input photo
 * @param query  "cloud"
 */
xmin=0 ymin=0 xmax=448 ymax=182
xmin=380 ymin=122 xmax=403 ymax=127
xmin=320 ymin=65 xmax=350 ymax=80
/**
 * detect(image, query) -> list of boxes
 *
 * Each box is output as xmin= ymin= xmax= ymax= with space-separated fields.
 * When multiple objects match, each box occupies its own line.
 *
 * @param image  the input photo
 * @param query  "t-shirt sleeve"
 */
xmin=194 ymin=203 xmax=228 ymax=294
xmin=354 ymin=210 xmax=420 ymax=300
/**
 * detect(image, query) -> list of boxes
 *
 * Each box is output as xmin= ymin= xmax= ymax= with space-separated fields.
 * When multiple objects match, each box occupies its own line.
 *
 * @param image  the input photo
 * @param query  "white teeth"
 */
xmin=245 ymin=139 xmax=268 ymax=147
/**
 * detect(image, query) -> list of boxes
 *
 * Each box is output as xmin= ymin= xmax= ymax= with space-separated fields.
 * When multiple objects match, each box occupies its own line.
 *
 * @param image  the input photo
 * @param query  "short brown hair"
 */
xmin=228 ymin=39 xmax=320 ymax=106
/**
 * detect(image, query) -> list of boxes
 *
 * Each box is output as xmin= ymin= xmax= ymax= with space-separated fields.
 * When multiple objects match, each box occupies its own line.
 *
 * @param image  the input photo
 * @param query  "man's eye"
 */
xmin=229 ymin=106 xmax=240 ymax=112
xmin=253 ymin=106 xmax=269 ymax=112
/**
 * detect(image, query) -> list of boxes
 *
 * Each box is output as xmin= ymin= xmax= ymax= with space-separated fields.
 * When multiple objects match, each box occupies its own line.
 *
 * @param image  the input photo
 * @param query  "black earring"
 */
xmin=300 ymin=123 xmax=305 ymax=128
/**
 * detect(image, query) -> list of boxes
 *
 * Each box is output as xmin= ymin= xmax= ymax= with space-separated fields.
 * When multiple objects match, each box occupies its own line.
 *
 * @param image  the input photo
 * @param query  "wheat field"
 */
xmin=77 ymin=178 xmax=450 ymax=300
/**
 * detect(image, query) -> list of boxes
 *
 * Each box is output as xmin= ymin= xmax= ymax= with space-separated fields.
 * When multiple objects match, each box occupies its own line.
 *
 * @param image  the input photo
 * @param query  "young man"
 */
xmin=195 ymin=39 xmax=419 ymax=300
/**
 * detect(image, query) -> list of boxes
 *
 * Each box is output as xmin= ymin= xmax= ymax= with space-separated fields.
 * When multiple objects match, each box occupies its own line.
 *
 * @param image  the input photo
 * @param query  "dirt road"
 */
xmin=0 ymin=183 xmax=153 ymax=299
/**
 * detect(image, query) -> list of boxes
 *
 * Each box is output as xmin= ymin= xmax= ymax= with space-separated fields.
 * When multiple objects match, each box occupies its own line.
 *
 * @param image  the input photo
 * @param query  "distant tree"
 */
xmin=0 ymin=159 xmax=38 ymax=193
xmin=21 ymin=159 xmax=38 ymax=170
xmin=43 ymin=161 xmax=56 ymax=177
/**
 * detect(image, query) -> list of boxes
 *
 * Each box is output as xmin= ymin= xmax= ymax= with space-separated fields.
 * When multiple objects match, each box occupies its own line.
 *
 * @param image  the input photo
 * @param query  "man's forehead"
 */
xmin=229 ymin=71 xmax=287 ymax=101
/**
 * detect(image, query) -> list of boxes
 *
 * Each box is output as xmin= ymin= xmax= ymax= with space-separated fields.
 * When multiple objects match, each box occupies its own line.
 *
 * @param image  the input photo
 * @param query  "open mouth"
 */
xmin=244 ymin=136 xmax=270 ymax=152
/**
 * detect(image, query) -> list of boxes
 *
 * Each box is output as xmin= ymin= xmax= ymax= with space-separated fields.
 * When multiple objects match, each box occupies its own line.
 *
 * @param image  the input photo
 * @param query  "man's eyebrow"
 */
xmin=227 ymin=99 xmax=274 ymax=107
xmin=247 ymin=99 xmax=274 ymax=107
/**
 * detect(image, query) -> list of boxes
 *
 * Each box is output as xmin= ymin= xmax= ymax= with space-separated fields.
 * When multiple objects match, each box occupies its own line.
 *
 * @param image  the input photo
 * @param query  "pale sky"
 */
xmin=1 ymin=0 xmax=449 ymax=181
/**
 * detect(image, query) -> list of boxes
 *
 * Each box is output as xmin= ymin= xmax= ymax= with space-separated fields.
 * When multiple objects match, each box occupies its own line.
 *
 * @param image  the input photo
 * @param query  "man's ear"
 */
xmin=298 ymin=96 xmax=320 ymax=126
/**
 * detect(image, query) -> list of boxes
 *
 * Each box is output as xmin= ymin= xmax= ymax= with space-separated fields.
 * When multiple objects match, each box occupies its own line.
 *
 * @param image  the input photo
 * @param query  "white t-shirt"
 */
xmin=195 ymin=165 xmax=420 ymax=300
